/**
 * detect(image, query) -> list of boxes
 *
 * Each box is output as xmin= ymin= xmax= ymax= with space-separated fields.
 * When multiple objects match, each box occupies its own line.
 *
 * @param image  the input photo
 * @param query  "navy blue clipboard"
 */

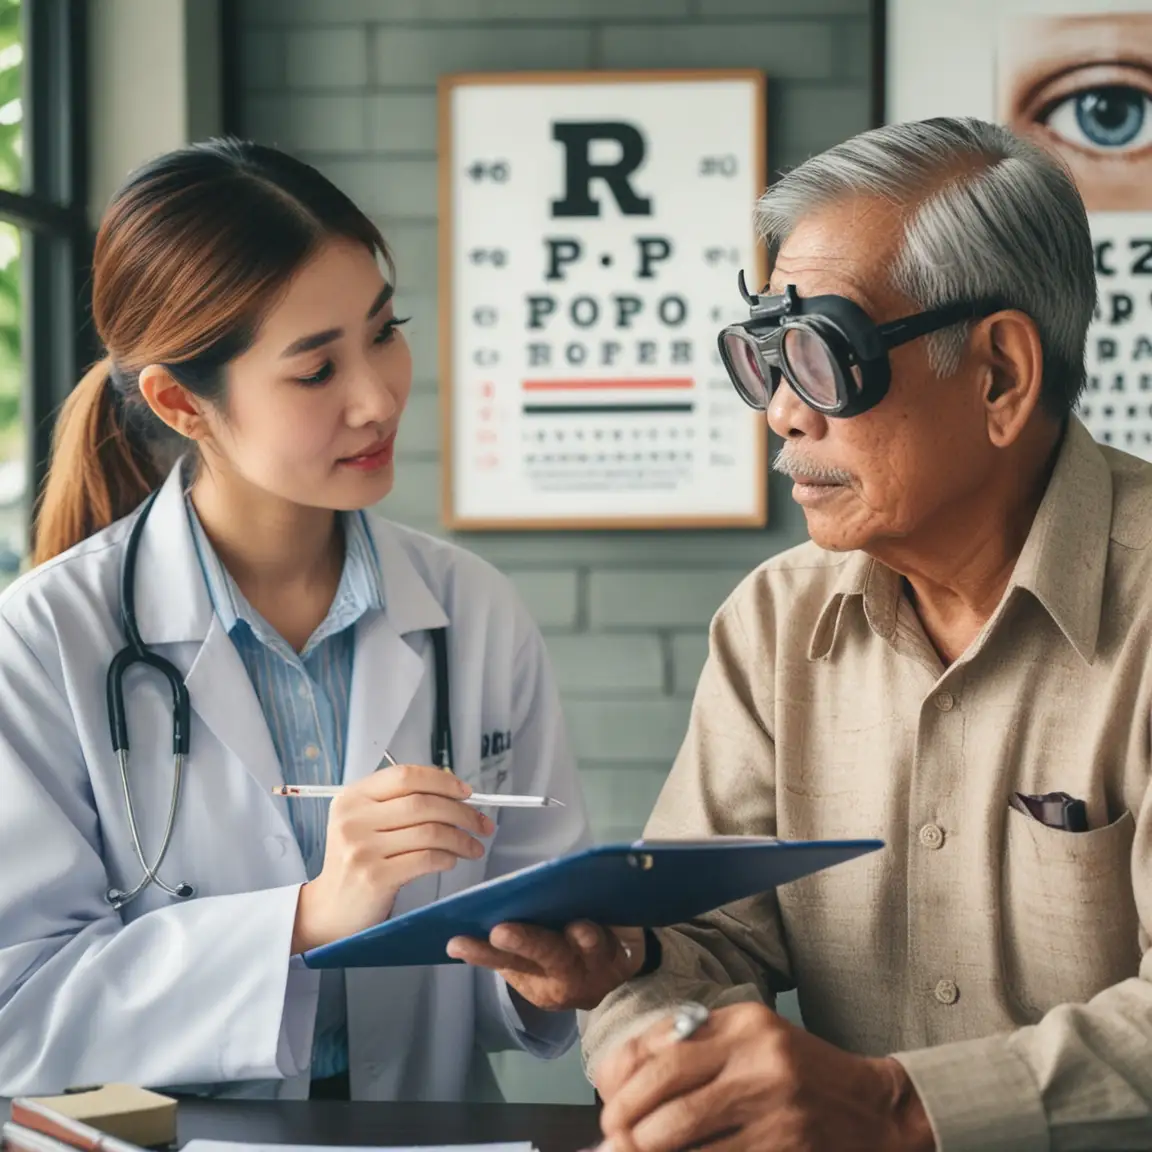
xmin=302 ymin=836 xmax=883 ymax=969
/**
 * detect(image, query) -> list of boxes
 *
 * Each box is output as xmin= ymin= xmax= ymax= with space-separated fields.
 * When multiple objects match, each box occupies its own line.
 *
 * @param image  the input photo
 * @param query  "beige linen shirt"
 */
xmin=582 ymin=419 xmax=1152 ymax=1151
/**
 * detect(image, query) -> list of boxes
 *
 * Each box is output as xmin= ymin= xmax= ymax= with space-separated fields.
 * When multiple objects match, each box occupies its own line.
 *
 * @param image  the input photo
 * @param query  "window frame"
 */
xmin=0 ymin=0 xmax=91 ymax=536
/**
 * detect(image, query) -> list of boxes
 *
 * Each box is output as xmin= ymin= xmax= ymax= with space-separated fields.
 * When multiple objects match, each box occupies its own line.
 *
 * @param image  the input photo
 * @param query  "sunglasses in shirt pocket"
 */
xmin=1001 ymin=804 xmax=1141 ymax=1019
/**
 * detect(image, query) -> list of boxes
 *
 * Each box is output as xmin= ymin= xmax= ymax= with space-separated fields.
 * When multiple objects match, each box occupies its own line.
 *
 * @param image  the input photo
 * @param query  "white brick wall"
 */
xmin=235 ymin=0 xmax=874 ymax=1102
xmin=546 ymin=635 xmax=666 ymax=695
xmin=507 ymin=570 xmax=581 ymax=630
xmin=286 ymin=28 xmax=370 ymax=88
xmin=587 ymin=568 xmax=749 ymax=629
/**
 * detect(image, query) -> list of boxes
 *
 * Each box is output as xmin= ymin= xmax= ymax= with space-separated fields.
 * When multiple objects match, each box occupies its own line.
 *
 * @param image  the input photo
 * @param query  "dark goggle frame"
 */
xmin=717 ymin=272 xmax=1008 ymax=418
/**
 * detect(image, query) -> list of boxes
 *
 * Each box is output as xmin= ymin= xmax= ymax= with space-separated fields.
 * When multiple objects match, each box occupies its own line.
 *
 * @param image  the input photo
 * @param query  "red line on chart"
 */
xmin=521 ymin=378 xmax=695 ymax=391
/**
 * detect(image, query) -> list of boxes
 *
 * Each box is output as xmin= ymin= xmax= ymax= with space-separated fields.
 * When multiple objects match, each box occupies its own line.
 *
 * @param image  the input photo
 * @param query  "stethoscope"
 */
xmin=105 ymin=489 xmax=454 ymax=911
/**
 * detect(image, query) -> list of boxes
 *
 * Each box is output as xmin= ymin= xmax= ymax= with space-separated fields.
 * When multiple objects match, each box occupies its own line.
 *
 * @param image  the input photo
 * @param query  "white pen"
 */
xmin=271 ymin=783 xmax=564 ymax=808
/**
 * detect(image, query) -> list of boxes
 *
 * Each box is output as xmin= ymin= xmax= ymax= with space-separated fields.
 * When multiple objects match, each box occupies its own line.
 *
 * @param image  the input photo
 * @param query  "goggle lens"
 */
xmin=780 ymin=326 xmax=842 ymax=410
xmin=720 ymin=329 xmax=772 ymax=410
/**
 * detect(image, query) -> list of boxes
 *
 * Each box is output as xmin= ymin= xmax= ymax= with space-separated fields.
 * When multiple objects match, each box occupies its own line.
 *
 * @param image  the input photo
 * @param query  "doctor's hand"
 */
xmin=290 ymin=765 xmax=494 ymax=954
xmin=591 ymin=1002 xmax=935 ymax=1152
xmin=445 ymin=921 xmax=646 ymax=1011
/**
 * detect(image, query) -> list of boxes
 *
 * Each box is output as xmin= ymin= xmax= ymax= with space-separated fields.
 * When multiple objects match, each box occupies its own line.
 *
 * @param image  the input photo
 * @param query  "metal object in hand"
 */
xmin=670 ymin=1001 xmax=710 ymax=1042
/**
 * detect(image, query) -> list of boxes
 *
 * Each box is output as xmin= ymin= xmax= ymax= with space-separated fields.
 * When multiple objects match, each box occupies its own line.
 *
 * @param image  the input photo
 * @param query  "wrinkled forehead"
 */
xmin=765 ymin=196 xmax=907 ymax=320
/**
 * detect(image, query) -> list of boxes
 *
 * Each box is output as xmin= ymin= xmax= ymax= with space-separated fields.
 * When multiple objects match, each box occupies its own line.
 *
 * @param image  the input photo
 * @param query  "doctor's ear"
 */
xmin=137 ymin=364 xmax=214 ymax=442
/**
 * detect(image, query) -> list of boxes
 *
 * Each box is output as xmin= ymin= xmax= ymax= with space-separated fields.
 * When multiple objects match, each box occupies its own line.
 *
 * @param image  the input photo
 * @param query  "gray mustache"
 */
xmin=772 ymin=446 xmax=855 ymax=486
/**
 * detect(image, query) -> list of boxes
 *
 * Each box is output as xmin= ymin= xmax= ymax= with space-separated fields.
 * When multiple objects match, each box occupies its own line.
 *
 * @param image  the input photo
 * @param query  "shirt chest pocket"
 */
xmin=1001 ymin=806 xmax=1142 ymax=1018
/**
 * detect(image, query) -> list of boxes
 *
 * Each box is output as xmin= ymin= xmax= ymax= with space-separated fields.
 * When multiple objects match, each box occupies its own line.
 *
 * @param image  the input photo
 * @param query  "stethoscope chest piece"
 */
xmin=107 ymin=879 xmax=194 ymax=911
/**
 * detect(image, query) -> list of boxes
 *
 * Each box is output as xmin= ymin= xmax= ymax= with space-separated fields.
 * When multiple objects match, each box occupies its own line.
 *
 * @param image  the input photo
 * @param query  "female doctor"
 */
xmin=0 ymin=140 xmax=641 ymax=1101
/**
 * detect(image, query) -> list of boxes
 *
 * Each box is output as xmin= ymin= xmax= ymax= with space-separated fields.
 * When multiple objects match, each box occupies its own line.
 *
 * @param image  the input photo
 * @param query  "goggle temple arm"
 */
xmin=877 ymin=298 xmax=1009 ymax=352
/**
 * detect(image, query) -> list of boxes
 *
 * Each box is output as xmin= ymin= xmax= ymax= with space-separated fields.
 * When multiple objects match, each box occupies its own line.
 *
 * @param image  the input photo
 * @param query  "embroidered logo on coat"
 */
xmin=479 ymin=728 xmax=513 ymax=791
xmin=480 ymin=729 xmax=513 ymax=760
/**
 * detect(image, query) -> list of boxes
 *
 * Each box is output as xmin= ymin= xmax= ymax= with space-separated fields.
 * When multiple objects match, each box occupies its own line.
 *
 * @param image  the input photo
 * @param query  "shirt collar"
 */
xmin=1002 ymin=418 xmax=1111 ymax=662
xmin=184 ymin=497 xmax=385 ymax=657
xmin=185 ymin=499 xmax=241 ymax=633
xmin=808 ymin=551 xmax=898 ymax=661
xmin=808 ymin=419 xmax=1112 ymax=664
xmin=132 ymin=458 xmax=449 ymax=646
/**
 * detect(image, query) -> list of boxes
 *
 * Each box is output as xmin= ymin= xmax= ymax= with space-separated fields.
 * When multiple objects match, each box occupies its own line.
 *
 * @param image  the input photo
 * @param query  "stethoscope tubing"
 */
xmin=104 ymin=494 xmax=454 ymax=911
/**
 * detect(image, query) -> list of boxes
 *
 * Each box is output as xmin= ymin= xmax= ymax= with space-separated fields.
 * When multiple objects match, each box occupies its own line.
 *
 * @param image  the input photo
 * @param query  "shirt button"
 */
xmin=304 ymin=744 xmax=320 ymax=760
xmin=918 ymin=823 xmax=944 ymax=850
xmin=934 ymin=691 xmax=955 ymax=712
xmin=297 ymin=683 xmax=310 ymax=700
xmin=934 ymin=979 xmax=959 ymax=1005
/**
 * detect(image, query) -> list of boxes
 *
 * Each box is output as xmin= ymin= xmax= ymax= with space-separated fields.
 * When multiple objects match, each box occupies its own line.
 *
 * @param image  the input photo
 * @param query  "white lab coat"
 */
xmin=0 ymin=465 xmax=592 ymax=1100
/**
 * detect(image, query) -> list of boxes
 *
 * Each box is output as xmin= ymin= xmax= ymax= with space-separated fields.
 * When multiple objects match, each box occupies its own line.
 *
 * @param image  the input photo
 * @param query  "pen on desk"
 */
xmin=271 ymin=783 xmax=565 ymax=808
xmin=7 ymin=1100 xmax=143 ymax=1152
xmin=3 ymin=1122 xmax=87 ymax=1152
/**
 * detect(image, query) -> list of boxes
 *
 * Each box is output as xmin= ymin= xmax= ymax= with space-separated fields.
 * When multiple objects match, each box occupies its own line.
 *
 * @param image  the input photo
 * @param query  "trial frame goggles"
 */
xmin=717 ymin=273 xmax=1008 ymax=418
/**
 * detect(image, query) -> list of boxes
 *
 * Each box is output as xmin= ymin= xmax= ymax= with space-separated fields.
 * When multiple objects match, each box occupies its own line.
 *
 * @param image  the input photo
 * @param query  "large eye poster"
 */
xmin=998 ymin=12 xmax=1152 ymax=456
xmin=887 ymin=0 xmax=1152 ymax=460
xmin=438 ymin=71 xmax=769 ymax=531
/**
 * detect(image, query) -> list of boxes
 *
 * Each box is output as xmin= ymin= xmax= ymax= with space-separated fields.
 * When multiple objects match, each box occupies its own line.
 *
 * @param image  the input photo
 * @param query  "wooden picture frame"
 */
xmin=438 ymin=69 xmax=769 ymax=532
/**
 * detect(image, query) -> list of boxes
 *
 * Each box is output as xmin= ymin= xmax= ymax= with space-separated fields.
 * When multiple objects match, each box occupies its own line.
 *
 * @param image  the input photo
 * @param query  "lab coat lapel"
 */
xmin=342 ymin=521 xmax=449 ymax=784
xmin=341 ymin=612 xmax=425 ymax=784
xmin=183 ymin=617 xmax=287 ymax=800
xmin=130 ymin=461 xmax=292 ymax=830
xmin=132 ymin=461 xmax=214 ymax=646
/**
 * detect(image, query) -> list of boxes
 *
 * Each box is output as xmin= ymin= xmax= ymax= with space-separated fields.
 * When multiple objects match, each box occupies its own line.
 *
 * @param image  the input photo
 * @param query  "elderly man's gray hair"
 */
xmin=755 ymin=117 xmax=1097 ymax=419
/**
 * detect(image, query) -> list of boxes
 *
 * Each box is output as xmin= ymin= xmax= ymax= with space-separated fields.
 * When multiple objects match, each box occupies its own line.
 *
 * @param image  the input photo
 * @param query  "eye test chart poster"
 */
xmin=438 ymin=71 xmax=769 ymax=531
xmin=887 ymin=0 xmax=1152 ymax=460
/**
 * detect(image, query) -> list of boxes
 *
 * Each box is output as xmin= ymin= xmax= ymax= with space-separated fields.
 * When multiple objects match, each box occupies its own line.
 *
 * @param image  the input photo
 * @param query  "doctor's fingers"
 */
xmin=346 ymin=762 xmax=473 ymax=803
xmin=373 ymin=846 xmax=466 ymax=890
xmin=337 ymin=792 xmax=494 ymax=838
xmin=370 ymin=819 xmax=489 ymax=863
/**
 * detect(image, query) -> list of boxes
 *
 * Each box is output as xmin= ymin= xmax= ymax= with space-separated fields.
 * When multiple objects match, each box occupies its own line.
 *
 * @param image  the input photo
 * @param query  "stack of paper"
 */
xmin=182 ymin=1143 xmax=539 ymax=1152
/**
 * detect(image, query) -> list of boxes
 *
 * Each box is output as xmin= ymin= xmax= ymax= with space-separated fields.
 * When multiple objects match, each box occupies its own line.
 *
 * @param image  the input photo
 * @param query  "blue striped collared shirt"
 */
xmin=185 ymin=498 xmax=383 ymax=1082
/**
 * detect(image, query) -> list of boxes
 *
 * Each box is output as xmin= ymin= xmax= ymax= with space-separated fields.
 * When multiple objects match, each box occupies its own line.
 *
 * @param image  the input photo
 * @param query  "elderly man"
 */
xmin=451 ymin=116 xmax=1150 ymax=1150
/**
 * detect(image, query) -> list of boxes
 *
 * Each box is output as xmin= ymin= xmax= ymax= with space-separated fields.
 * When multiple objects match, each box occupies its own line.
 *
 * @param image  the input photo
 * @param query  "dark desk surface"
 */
xmin=4 ymin=1099 xmax=603 ymax=1152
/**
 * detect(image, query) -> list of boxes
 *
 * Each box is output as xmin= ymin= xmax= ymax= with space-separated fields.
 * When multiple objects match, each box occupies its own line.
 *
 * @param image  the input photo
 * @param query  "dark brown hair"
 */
xmin=32 ymin=138 xmax=391 ymax=566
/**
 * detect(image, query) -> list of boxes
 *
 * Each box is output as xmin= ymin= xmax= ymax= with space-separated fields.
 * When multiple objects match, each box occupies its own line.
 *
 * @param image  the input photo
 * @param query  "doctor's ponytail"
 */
xmin=32 ymin=358 xmax=164 ymax=566
xmin=30 ymin=138 xmax=389 ymax=566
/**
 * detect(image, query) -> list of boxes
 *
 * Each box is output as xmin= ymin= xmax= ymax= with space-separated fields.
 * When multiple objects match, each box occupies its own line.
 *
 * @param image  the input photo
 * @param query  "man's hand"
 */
xmin=592 ymin=1002 xmax=936 ymax=1152
xmin=446 ymin=921 xmax=645 ymax=1011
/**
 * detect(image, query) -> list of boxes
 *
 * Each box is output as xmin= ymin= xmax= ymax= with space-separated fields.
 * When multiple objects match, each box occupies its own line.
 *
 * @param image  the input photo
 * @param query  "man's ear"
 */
xmin=137 ymin=365 xmax=210 ymax=441
xmin=973 ymin=309 xmax=1045 ymax=448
